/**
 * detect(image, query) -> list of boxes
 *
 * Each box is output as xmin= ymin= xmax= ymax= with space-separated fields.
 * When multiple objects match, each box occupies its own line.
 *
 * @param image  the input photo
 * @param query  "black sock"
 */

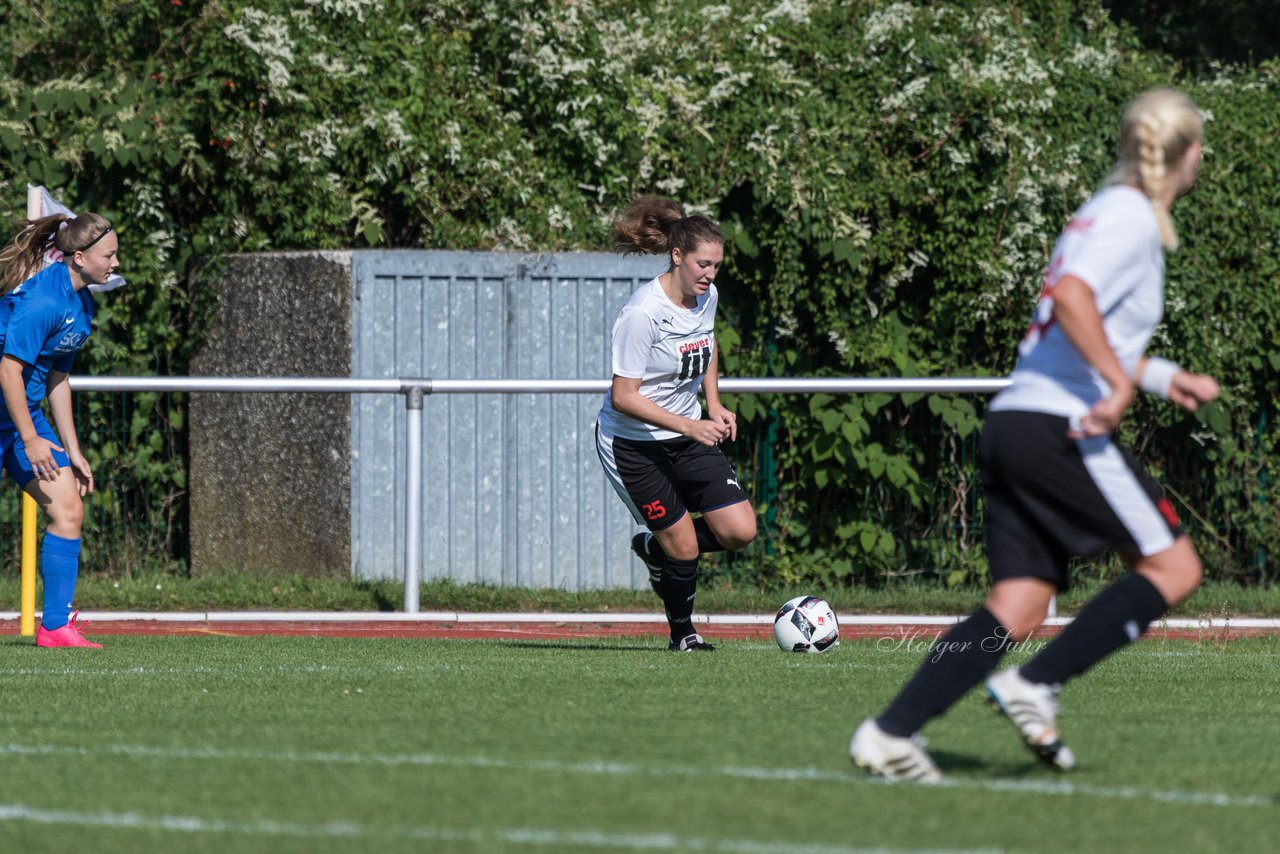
xmin=661 ymin=556 xmax=699 ymax=642
xmin=693 ymin=517 xmax=726 ymax=553
xmin=1020 ymin=572 xmax=1168 ymax=686
xmin=877 ymin=607 xmax=1015 ymax=738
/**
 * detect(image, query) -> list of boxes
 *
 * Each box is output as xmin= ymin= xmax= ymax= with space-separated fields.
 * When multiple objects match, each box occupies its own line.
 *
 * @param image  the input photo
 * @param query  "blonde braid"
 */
xmin=1135 ymin=110 xmax=1180 ymax=251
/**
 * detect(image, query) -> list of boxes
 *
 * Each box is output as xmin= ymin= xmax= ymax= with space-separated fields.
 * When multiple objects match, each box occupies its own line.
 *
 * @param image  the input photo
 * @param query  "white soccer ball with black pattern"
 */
xmin=773 ymin=595 xmax=840 ymax=653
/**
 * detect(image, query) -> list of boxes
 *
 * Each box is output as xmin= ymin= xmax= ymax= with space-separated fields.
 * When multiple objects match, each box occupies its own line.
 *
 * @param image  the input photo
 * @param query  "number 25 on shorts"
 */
xmin=642 ymin=500 xmax=666 ymax=521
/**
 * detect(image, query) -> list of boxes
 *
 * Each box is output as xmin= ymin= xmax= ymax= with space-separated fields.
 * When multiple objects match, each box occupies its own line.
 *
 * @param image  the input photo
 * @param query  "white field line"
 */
xmin=0 ymin=642 xmax=1273 ymax=678
xmin=0 ymin=742 xmax=1271 ymax=810
xmin=0 ymin=803 xmax=993 ymax=853
xmin=1 ymin=611 xmax=1278 ymax=629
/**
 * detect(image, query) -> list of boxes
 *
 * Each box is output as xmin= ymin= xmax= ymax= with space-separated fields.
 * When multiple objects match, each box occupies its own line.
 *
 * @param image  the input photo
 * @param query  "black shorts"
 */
xmin=596 ymin=427 xmax=749 ymax=530
xmin=979 ymin=411 xmax=1182 ymax=591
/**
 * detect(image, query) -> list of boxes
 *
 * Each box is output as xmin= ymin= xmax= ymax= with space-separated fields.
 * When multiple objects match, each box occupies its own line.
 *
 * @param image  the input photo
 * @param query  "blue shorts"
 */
xmin=0 ymin=409 xmax=70 ymax=488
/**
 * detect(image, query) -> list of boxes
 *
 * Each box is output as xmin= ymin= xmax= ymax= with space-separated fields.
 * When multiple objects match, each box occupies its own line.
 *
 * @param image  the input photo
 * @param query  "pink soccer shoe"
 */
xmin=36 ymin=611 xmax=103 ymax=649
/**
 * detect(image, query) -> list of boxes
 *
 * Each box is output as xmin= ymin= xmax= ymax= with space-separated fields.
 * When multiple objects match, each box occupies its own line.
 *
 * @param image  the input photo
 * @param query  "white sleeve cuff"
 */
xmin=1138 ymin=356 xmax=1181 ymax=399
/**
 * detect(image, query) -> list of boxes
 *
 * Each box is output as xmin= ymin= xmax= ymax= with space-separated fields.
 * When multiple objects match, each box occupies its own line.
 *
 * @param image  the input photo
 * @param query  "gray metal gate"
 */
xmin=350 ymin=250 xmax=667 ymax=589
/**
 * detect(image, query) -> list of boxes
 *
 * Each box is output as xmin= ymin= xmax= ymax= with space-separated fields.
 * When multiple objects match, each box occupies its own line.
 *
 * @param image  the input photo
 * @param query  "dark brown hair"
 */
xmin=612 ymin=196 xmax=724 ymax=260
xmin=0 ymin=212 xmax=114 ymax=295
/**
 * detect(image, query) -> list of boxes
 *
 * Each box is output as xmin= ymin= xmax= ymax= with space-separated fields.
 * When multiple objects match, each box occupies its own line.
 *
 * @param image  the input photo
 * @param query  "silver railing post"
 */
xmin=402 ymin=381 xmax=428 ymax=613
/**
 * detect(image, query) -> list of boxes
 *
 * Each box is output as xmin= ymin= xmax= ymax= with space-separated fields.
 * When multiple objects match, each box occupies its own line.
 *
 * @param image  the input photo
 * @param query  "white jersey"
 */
xmin=991 ymin=185 xmax=1165 ymax=419
xmin=597 ymin=277 xmax=718 ymax=441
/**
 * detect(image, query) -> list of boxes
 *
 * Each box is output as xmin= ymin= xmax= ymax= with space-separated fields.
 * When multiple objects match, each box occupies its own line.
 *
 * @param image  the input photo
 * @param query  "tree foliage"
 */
xmin=1104 ymin=0 xmax=1280 ymax=72
xmin=0 ymin=0 xmax=1275 ymax=583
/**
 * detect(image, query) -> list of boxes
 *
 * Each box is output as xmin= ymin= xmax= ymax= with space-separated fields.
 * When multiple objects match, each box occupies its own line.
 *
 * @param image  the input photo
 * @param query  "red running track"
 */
xmin=2 ymin=618 xmax=1275 ymax=642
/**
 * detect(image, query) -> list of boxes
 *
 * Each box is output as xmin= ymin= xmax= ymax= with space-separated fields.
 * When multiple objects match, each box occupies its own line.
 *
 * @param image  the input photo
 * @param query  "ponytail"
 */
xmin=0 ymin=215 xmax=67 ymax=295
xmin=612 ymin=196 xmax=724 ymax=262
xmin=1135 ymin=110 xmax=1179 ymax=250
xmin=1107 ymin=87 xmax=1203 ymax=252
xmin=0 ymin=212 xmax=114 ymax=295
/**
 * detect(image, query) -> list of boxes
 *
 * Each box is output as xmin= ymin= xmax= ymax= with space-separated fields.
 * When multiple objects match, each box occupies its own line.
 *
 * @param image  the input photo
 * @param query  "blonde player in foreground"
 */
xmin=851 ymin=88 xmax=1220 ymax=782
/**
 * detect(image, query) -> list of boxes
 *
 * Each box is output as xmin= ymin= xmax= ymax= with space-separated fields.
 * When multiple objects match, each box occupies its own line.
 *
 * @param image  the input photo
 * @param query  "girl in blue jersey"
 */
xmin=596 ymin=197 xmax=757 ymax=651
xmin=851 ymin=88 xmax=1220 ymax=781
xmin=0 ymin=212 xmax=118 ymax=648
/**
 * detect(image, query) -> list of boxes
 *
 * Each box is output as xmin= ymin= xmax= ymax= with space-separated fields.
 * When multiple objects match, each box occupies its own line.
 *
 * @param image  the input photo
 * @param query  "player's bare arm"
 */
xmin=1050 ymin=275 xmax=1134 ymax=437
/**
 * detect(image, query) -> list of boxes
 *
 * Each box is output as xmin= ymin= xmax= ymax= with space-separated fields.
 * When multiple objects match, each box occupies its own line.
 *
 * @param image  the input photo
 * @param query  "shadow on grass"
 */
xmin=354 ymin=579 xmax=403 ymax=611
xmin=930 ymin=749 xmax=1043 ymax=777
xmin=501 ymin=640 xmax=660 ymax=653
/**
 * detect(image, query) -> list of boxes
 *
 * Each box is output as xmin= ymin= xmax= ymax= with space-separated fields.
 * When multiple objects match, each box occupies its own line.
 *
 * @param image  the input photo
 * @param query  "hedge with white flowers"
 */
xmin=1 ymin=0 xmax=1275 ymax=583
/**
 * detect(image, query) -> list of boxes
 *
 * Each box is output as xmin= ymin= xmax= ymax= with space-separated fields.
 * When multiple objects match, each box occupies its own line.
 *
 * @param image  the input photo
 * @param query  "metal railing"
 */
xmin=54 ymin=376 xmax=1010 ymax=613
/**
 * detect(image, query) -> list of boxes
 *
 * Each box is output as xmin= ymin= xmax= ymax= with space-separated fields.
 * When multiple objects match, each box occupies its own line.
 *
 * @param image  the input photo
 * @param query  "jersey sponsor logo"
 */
xmin=54 ymin=330 xmax=86 ymax=354
xmin=1064 ymin=216 xmax=1095 ymax=234
xmin=641 ymin=500 xmax=667 ymax=521
xmin=678 ymin=337 xmax=710 ymax=354
xmin=676 ymin=344 xmax=712 ymax=382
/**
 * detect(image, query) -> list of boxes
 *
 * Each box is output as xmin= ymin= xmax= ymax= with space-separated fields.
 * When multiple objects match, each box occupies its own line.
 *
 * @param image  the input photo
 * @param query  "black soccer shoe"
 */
xmin=669 ymin=633 xmax=715 ymax=652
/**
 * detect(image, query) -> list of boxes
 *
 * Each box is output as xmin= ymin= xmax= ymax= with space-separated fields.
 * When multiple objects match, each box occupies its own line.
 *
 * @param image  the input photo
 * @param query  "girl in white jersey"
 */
xmin=851 ymin=88 xmax=1220 ymax=781
xmin=596 ymin=197 xmax=757 ymax=651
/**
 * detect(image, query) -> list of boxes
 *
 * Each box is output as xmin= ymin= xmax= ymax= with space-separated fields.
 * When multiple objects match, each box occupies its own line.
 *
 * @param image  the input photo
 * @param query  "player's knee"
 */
xmin=48 ymin=492 xmax=83 ymax=531
xmin=1166 ymin=551 xmax=1203 ymax=602
xmin=1183 ymin=552 xmax=1203 ymax=590
xmin=662 ymin=538 xmax=699 ymax=562
xmin=720 ymin=516 xmax=757 ymax=551
xmin=986 ymin=604 xmax=1046 ymax=641
xmin=1005 ymin=617 xmax=1043 ymax=643
xmin=1142 ymin=538 xmax=1203 ymax=604
xmin=985 ymin=580 xmax=1054 ymax=639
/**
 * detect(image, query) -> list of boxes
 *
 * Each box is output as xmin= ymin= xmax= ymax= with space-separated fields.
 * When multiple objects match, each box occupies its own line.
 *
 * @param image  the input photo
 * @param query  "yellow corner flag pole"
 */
xmin=21 ymin=496 xmax=36 ymax=636
xmin=19 ymin=186 xmax=41 ymax=636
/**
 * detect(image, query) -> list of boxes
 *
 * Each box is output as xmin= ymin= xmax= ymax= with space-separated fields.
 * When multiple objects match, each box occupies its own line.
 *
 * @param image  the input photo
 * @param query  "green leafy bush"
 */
xmin=0 ymin=0 xmax=1274 ymax=585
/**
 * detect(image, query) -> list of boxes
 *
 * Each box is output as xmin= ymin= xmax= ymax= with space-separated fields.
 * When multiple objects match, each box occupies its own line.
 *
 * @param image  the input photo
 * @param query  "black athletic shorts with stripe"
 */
xmin=979 ymin=411 xmax=1182 ymax=591
xmin=596 ymin=426 xmax=748 ymax=531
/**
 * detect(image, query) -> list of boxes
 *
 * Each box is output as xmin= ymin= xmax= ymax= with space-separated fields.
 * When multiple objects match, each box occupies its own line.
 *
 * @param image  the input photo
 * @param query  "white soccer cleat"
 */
xmin=986 ymin=667 xmax=1076 ymax=771
xmin=849 ymin=719 xmax=942 ymax=784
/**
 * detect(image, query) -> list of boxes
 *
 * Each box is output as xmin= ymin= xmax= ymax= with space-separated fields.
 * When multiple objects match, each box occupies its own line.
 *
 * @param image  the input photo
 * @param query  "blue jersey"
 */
xmin=0 ymin=263 xmax=95 ymax=423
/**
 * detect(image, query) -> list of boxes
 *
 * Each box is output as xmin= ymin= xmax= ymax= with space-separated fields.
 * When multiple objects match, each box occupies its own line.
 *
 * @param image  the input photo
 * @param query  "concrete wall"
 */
xmin=188 ymin=252 xmax=353 ymax=577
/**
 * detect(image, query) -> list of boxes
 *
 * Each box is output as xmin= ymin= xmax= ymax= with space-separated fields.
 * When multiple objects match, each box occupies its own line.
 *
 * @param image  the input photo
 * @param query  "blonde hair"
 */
xmin=612 ymin=196 xmax=724 ymax=261
xmin=1107 ymin=87 xmax=1203 ymax=251
xmin=0 ymin=212 xmax=114 ymax=295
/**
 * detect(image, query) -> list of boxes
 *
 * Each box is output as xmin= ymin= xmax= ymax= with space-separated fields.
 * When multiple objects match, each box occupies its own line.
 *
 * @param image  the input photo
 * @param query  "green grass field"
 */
xmin=0 ymin=633 xmax=1275 ymax=853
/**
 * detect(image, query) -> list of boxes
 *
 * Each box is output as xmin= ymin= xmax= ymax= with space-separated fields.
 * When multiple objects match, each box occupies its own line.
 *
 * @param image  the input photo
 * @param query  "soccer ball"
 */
xmin=773 ymin=595 xmax=840 ymax=653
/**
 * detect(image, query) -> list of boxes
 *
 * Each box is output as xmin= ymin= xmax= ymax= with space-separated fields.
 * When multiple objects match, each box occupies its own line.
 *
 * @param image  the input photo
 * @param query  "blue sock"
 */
xmin=40 ymin=533 xmax=81 ymax=631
